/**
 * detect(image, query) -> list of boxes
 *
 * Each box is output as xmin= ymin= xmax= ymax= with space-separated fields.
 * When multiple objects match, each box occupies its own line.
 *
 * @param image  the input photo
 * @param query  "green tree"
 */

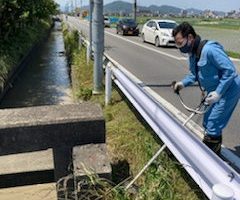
xmin=0 ymin=0 xmax=58 ymax=40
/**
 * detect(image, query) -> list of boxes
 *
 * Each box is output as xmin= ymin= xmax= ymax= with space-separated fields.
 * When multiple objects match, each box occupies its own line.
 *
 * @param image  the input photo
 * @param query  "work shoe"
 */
xmin=203 ymin=135 xmax=222 ymax=156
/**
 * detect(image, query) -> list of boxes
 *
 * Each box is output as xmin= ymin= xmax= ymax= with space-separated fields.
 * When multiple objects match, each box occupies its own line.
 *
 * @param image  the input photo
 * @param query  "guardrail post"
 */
xmin=87 ymin=43 xmax=90 ymax=65
xmin=105 ymin=63 xmax=112 ymax=105
xmin=211 ymin=184 xmax=234 ymax=200
xmin=78 ymin=32 xmax=82 ymax=48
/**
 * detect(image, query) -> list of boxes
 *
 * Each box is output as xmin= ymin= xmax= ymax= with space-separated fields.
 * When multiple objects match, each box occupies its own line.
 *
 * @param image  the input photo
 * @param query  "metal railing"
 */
xmin=79 ymin=34 xmax=240 ymax=200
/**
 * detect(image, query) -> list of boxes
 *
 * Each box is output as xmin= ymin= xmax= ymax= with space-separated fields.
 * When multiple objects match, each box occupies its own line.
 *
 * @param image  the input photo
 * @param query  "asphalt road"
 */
xmin=67 ymin=16 xmax=240 ymax=157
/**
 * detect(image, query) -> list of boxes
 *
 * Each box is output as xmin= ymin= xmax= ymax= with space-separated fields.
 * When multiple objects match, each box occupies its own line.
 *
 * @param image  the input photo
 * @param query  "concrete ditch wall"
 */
xmin=0 ymin=23 xmax=54 ymax=102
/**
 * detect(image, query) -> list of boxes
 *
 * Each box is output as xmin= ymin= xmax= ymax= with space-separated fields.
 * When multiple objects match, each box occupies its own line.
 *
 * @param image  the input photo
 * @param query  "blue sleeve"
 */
xmin=208 ymin=46 xmax=237 ymax=96
xmin=182 ymin=73 xmax=196 ymax=87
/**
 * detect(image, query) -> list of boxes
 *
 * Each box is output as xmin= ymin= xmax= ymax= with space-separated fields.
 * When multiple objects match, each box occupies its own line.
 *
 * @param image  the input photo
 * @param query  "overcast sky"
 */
xmin=55 ymin=0 xmax=240 ymax=12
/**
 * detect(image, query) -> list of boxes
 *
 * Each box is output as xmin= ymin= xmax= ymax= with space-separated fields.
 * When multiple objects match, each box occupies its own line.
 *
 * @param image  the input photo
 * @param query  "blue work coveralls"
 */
xmin=181 ymin=41 xmax=240 ymax=137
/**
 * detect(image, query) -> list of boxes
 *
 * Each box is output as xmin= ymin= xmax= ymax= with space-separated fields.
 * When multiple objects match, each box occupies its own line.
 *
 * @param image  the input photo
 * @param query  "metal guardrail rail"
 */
xmin=104 ymin=54 xmax=240 ymax=200
xmin=79 ymin=34 xmax=240 ymax=200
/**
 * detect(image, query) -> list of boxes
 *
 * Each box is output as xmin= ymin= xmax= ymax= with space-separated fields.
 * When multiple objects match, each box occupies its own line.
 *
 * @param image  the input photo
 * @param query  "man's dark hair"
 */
xmin=172 ymin=22 xmax=196 ymax=38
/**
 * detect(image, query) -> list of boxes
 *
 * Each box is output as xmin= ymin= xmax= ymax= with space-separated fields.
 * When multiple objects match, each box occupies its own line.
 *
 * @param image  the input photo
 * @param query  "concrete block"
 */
xmin=0 ymin=103 xmax=105 ymax=155
xmin=0 ymin=183 xmax=57 ymax=200
xmin=73 ymin=144 xmax=112 ymax=199
xmin=0 ymin=103 xmax=106 ymax=189
xmin=0 ymin=149 xmax=54 ymax=188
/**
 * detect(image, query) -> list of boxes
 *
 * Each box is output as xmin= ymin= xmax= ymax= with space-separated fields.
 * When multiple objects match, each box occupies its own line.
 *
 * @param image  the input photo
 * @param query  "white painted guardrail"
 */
xmin=79 ymin=35 xmax=240 ymax=200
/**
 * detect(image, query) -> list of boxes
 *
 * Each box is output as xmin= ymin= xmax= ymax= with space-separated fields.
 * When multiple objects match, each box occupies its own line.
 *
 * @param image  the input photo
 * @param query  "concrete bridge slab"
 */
xmin=0 ymin=103 xmax=105 ymax=188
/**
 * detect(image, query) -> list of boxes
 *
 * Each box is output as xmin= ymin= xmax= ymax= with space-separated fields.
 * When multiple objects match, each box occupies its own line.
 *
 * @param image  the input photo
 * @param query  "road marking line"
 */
xmin=231 ymin=58 xmax=240 ymax=62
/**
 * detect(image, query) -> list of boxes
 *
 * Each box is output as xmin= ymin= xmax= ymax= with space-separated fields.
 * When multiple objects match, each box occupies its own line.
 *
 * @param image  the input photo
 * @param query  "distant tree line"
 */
xmin=0 ymin=0 xmax=59 ymax=40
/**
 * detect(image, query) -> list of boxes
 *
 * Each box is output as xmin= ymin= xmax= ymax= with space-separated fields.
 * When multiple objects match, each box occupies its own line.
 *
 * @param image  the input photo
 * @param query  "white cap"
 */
xmin=211 ymin=184 xmax=234 ymax=200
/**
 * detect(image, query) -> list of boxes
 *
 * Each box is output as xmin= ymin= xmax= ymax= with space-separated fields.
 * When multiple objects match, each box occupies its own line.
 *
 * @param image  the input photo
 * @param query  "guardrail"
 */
xmin=78 ymin=33 xmax=240 ymax=200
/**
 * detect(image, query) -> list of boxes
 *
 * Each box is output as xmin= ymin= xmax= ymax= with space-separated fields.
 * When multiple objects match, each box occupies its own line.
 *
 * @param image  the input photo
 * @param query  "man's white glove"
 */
xmin=205 ymin=91 xmax=221 ymax=105
xmin=173 ymin=81 xmax=184 ymax=93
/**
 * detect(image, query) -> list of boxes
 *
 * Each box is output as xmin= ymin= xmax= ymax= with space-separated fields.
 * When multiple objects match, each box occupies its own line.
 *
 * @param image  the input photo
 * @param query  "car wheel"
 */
xmin=142 ymin=33 xmax=145 ymax=42
xmin=155 ymin=37 xmax=160 ymax=47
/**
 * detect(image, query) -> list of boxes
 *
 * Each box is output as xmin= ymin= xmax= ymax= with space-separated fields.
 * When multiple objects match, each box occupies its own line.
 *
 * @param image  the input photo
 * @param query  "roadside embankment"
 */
xmin=63 ymin=24 xmax=206 ymax=200
xmin=0 ymin=20 xmax=53 ymax=100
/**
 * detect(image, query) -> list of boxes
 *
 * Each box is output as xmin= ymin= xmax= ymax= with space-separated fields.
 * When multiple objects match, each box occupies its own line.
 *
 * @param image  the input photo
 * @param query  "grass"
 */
xmin=226 ymin=51 xmax=240 ymax=59
xmin=72 ymin=46 xmax=93 ymax=101
xmin=63 ymin=26 xmax=207 ymax=200
xmin=108 ymin=16 xmax=240 ymax=30
xmin=135 ymin=16 xmax=240 ymax=30
xmin=0 ymin=20 xmax=51 ymax=91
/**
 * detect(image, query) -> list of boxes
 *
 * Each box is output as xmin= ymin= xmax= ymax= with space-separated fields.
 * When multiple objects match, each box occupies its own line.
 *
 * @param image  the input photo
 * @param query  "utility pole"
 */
xmin=92 ymin=0 xmax=104 ymax=93
xmin=133 ymin=0 xmax=137 ymax=21
xmin=64 ymin=3 xmax=69 ymax=13
xmin=81 ymin=0 xmax=83 ymax=17
xmin=71 ymin=0 xmax=74 ymax=13
xmin=89 ymin=0 xmax=93 ymax=54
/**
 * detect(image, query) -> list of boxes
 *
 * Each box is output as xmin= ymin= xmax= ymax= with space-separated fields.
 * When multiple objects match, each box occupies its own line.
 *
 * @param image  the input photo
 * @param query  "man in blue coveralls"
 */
xmin=172 ymin=22 xmax=240 ymax=155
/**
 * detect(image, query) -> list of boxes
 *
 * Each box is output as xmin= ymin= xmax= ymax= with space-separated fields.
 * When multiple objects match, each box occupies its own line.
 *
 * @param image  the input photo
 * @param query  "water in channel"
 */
xmin=0 ymin=22 xmax=72 ymax=108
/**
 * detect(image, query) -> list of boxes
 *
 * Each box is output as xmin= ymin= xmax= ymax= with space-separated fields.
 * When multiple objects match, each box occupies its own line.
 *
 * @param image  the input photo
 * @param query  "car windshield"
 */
xmin=158 ymin=22 xmax=177 ymax=29
xmin=104 ymin=17 xmax=109 ymax=20
xmin=122 ymin=19 xmax=136 ymax=25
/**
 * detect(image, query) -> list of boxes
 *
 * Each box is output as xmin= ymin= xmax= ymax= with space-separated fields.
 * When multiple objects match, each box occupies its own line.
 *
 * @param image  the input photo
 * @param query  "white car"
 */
xmin=104 ymin=16 xmax=111 ymax=28
xmin=141 ymin=19 xmax=177 ymax=47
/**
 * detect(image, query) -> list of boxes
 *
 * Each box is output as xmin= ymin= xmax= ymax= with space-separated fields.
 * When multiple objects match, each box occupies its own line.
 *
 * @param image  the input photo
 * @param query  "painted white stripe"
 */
xmin=231 ymin=57 xmax=240 ymax=62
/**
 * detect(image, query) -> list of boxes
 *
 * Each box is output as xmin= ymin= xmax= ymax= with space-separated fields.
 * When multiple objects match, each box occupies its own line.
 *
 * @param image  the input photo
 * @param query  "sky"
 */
xmin=55 ymin=0 xmax=240 ymax=12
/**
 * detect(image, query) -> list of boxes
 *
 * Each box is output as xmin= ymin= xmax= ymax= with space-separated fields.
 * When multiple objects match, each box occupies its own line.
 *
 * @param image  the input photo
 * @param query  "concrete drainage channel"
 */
xmin=0 ymin=103 xmax=111 ymax=199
